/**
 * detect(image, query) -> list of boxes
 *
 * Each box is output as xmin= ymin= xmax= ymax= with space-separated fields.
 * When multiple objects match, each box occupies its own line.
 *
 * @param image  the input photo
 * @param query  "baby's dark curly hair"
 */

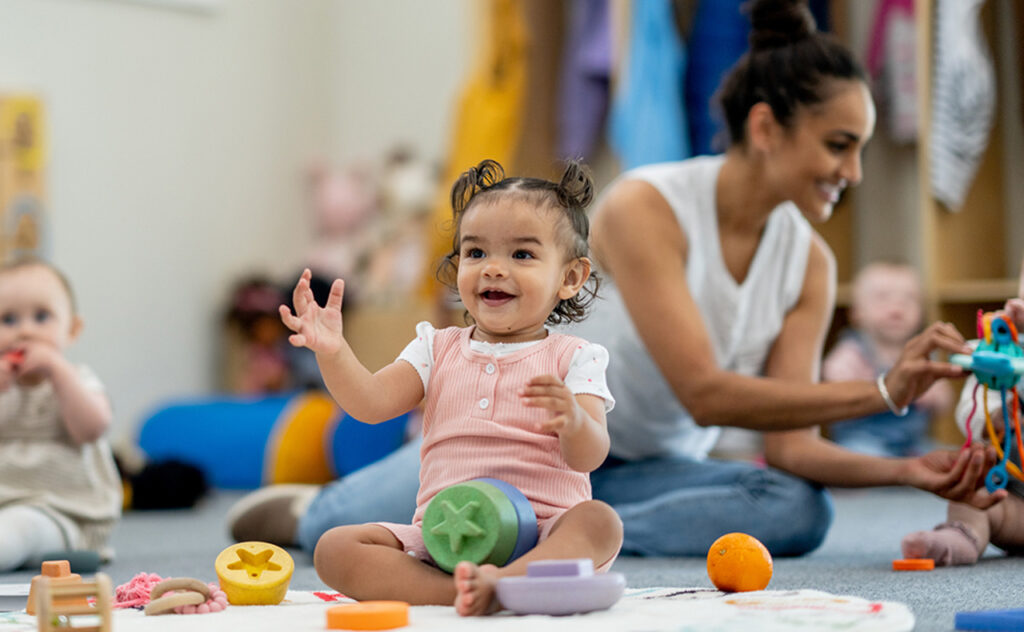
xmin=437 ymin=158 xmax=599 ymax=325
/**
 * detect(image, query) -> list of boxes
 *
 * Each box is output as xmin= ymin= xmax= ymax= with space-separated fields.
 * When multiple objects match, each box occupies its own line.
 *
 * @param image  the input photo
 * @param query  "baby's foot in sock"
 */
xmin=453 ymin=562 xmax=501 ymax=616
xmin=901 ymin=522 xmax=981 ymax=566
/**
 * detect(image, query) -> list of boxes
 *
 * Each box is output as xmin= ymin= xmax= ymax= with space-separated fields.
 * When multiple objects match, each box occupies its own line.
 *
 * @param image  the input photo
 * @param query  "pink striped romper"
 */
xmin=377 ymin=324 xmax=615 ymax=570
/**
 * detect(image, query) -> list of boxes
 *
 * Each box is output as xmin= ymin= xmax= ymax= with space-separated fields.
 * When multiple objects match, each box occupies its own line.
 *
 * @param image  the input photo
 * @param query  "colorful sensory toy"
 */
xmin=949 ymin=310 xmax=1024 ymax=492
xmin=421 ymin=478 xmax=538 ymax=573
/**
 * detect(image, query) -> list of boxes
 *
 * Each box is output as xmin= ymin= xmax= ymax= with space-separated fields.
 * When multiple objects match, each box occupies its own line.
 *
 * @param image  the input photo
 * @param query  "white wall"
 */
xmin=0 ymin=0 xmax=470 ymax=441
xmin=329 ymin=0 xmax=472 ymax=165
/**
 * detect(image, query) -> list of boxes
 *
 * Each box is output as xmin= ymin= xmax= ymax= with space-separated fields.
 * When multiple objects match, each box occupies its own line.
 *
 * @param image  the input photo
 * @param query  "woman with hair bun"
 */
xmin=571 ymin=0 xmax=999 ymax=557
xmin=228 ymin=0 xmax=1000 ymax=562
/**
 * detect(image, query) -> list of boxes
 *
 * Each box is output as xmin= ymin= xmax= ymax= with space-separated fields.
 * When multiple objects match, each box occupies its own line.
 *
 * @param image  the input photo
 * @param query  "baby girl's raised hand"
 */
xmin=279 ymin=269 xmax=346 ymax=356
xmin=522 ymin=374 xmax=587 ymax=436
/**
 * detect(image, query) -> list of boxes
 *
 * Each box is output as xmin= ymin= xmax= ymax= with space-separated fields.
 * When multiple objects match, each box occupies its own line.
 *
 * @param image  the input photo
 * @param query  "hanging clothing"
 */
xmin=557 ymin=0 xmax=613 ymax=161
xmin=419 ymin=0 xmax=528 ymax=299
xmin=684 ymin=0 xmax=748 ymax=156
xmin=607 ymin=0 xmax=690 ymax=169
xmin=866 ymin=0 xmax=918 ymax=143
xmin=930 ymin=0 xmax=996 ymax=211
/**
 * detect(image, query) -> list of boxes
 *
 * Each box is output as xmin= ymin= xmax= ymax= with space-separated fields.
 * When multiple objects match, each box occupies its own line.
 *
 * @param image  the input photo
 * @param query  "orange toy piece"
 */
xmin=707 ymin=532 xmax=774 ymax=592
xmin=215 ymin=541 xmax=294 ymax=605
xmin=26 ymin=561 xmax=86 ymax=616
xmin=892 ymin=558 xmax=935 ymax=571
xmin=35 ymin=572 xmax=113 ymax=632
xmin=326 ymin=602 xmax=409 ymax=630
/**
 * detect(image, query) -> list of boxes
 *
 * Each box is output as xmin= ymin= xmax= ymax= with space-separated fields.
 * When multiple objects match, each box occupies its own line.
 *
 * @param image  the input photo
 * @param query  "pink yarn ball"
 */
xmin=113 ymin=572 xmax=165 ymax=609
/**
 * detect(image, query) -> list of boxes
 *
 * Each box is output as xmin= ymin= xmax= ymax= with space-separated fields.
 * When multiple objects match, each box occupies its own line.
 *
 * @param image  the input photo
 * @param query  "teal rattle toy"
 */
xmin=949 ymin=310 xmax=1024 ymax=492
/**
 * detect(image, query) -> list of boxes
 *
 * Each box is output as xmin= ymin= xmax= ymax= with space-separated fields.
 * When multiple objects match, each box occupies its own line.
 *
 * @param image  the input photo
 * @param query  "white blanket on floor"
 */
xmin=0 ymin=587 xmax=914 ymax=631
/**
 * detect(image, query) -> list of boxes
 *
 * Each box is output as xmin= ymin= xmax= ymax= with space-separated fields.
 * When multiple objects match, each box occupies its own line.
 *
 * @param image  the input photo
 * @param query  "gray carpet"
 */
xmin=2 ymin=487 xmax=1018 ymax=631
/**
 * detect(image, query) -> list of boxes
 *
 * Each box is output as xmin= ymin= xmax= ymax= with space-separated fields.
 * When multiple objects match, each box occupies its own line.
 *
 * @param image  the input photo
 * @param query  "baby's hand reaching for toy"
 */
xmin=522 ymin=375 xmax=586 ymax=436
xmin=279 ymin=269 xmax=345 ymax=356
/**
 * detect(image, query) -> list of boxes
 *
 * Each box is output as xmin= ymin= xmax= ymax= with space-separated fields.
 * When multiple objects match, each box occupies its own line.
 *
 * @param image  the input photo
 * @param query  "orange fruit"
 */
xmin=706 ymin=532 xmax=773 ymax=592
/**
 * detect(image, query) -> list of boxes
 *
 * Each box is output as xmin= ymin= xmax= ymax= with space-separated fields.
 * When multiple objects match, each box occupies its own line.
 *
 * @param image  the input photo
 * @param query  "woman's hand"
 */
xmin=885 ymin=322 xmax=972 ymax=409
xmin=901 ymin=445 xmax=1007 ymax=510
xmin=279 ymin=269 xmax=345 ymax=356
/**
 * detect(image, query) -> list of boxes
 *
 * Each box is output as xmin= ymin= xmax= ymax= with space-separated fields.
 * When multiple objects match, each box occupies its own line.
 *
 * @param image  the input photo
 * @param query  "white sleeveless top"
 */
xmin=569 ymin=155 xmax=813 ymax=460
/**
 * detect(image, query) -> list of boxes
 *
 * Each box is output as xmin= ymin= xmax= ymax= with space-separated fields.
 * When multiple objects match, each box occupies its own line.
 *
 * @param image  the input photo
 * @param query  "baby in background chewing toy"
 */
xmin=0 ymin=258 xmax=120 ymax=572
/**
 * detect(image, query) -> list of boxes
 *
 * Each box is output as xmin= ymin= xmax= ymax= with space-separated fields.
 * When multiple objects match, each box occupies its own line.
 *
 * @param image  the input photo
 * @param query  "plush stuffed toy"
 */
xmin=363 ymin=149 xmax=438 ymax=304
xmin=305 ymin=161 xmax=378 ymax=306
xmin=224 ymin=277 xmax=290 ymax=395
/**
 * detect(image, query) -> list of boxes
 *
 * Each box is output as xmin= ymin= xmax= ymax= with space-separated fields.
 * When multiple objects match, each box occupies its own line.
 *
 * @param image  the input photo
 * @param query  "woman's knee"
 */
xmin=747 ymin=468 xmax=833 ymax=556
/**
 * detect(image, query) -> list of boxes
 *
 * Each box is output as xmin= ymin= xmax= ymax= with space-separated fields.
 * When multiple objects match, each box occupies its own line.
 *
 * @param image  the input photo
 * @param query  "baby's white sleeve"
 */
xmin=396 ymin=321 xmax=436 ymax=393
xmin=956 ymin=373 xmax=1017 ymax=441
xmin=564 ymin=342 xmax=615 ymax=412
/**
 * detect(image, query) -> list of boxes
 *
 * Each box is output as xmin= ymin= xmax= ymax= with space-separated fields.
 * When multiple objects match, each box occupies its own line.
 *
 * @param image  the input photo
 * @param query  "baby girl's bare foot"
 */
xmin=453 ymin=561 xmax=501 ymax=616
xmin=901 ymin=522 xmax=981 ymax=566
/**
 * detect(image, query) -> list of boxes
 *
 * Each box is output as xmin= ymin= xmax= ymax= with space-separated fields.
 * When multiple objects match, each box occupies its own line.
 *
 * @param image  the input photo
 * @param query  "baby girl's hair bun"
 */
xmin=746 ymin=0 xmax=816 ymax=51
xmin=556 ymin=159 xmax=594 ymax=210
xmin=451 ymin=159 xmax=505 ymax=215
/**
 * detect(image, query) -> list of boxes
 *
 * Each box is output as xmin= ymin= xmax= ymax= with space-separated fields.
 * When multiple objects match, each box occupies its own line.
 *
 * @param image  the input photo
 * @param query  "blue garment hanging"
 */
xmin=608 ymin=0 xmax=689 ymax=169
xmin=685 ymin=0 xmax=747 ymax=156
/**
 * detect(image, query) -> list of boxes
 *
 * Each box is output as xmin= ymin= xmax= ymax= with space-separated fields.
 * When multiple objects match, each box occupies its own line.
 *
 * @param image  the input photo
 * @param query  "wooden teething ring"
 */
xmin=144 ymin=578 xmax=212 ymax=616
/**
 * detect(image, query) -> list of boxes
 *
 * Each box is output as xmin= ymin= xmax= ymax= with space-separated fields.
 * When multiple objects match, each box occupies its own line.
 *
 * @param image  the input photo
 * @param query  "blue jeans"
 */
xmin=297 ymin=438 xmax=832 ymax=557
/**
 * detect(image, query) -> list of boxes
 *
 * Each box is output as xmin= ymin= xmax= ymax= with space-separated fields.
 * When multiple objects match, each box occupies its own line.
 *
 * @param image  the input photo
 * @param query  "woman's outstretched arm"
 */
xmin=590 ymin=179 xmax=968 ymax=431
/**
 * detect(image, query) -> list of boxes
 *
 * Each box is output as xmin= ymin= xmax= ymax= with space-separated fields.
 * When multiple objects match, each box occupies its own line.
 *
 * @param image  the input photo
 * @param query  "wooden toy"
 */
xmin=215 ymin=541 xmax=294 ymax=605
xmin=421 ymin=478 xmax=538 ymax=573
xmin=495 ymin=559 xmax=625 ymax=615
xmin=326 ymin=601 xmax=409 ymax=630
xmin=950 ymin=311 xmax=1024 ymax=492
xmin=143 ymin=577 xmax=227 ymax=615
xmin=34 ymin=572 xmax=112 ymax=632
xmin=26 ymin=561 xmax=85 ymax=616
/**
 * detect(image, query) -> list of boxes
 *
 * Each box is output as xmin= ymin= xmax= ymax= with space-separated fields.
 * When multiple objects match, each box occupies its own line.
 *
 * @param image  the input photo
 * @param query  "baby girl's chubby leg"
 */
xmin=454 ymin=500 xmax=623 ymax=616
xmin=313 ymin=524 xmax=455 ymax=605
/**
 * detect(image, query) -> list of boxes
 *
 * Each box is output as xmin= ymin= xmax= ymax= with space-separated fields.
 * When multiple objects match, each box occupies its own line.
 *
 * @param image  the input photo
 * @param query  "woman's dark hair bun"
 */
xmin=746 ymin=0 xmax=816 ymax=51
xmin=556 ymin=159 xmax=593 ymax=210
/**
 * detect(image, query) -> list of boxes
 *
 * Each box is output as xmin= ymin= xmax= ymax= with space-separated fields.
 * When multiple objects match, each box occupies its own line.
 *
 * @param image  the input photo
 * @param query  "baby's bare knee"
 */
xmin=578 ymin=500 xmax=623 ymax=551
xmin=313 ymin=526 xmax=363 ymax=590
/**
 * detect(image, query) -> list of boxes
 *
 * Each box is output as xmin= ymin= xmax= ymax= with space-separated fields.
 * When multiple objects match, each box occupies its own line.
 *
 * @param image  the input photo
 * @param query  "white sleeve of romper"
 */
xmin=563 ymin=342 xmax=615 ymax=412
xmin=396 ymin=321 xmax=436 ymax=393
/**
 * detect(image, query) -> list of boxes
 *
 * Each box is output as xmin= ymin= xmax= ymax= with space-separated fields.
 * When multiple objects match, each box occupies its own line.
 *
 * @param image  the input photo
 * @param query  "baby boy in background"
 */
xmin=823 ymin=261 xmax=953 ymax=457
xmin=0 ymin=258 xmax=121 ymax=571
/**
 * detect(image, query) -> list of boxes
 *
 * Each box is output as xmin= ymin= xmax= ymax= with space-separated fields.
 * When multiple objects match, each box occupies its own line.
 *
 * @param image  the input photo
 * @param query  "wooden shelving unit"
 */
xmin=821 ymin=0 xmax=1023 ymax=445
